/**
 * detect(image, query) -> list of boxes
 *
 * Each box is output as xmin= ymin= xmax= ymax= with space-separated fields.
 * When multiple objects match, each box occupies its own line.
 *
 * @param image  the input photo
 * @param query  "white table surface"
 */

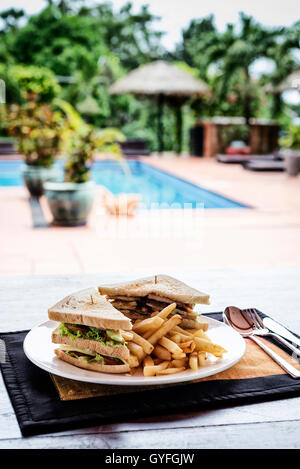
xmin=0 ymin=267 xmax=300 ymax=449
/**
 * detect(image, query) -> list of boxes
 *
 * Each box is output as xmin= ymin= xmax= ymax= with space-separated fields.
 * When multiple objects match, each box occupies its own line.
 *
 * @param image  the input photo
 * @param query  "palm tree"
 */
xmin=209 ymin=14 xmax=284 ymax=124
xmin=262 ymin=20 xmax=300 ymax=118
xmin=178 ymin=13 xmax=285 ymax=124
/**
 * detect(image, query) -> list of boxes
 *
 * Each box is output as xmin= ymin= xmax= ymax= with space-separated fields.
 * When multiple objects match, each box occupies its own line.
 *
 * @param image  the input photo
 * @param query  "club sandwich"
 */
xmin=48 ymin=287 xmax=133 ymax=373
xmin=98 ymin=275 xmax=210 ymax=330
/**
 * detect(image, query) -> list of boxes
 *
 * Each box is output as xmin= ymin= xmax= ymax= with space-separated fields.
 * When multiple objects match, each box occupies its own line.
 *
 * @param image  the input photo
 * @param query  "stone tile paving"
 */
xmin=1 ymin=156 xmax=300 ymax=276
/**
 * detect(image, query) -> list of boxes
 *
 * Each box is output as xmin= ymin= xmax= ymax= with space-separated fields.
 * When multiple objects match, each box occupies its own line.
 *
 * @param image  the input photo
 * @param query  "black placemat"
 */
xmin=1 ymin=312 xmax=300 ymax=437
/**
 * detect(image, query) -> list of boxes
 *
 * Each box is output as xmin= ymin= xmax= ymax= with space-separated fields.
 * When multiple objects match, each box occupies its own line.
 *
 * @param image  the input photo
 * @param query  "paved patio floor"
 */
xmin=1 ymin=156 xmax=300 ymax=276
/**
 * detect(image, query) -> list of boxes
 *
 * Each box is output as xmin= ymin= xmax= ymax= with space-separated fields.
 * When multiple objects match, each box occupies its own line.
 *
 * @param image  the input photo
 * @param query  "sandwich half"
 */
xmin=48 ymin=287 xmax=132 ymax=373
xmin=98 ymin=275 xmax=210 ymax=329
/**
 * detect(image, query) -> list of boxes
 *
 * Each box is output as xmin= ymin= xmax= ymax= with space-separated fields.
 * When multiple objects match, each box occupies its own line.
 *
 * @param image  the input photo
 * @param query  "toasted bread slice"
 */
xmin=52 ymin=328 xmax=130 ymax=361
xmin=55 ymin=348 xmax=130 ymax=374
xmin=48 ymin=287 xmax=132 ymax=331
xmin=98 ymin=275 xmax=210 ymax=305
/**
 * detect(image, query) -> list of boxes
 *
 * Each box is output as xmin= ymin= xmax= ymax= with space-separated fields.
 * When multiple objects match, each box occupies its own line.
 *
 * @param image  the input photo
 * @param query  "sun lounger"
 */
xmin=217 ymin=153 xmax=281 ymax=164
xmin=120 ymin=139 xmax=150 ymax=157
xmin=0 ymin=140 xmax=17 ymax=155
xmin=243 ymin=160 xmax=285 ymax=171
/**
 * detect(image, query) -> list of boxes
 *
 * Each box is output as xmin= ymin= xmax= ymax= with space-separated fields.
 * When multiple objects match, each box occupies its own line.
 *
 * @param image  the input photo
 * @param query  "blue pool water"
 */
xmin=0 ymin=160 xmax=248 ymax=209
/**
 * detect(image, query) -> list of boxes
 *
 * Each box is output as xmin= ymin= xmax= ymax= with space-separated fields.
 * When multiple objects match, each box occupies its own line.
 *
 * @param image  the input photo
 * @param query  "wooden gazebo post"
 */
xmin=157 ymin=93 xmax=164 ymax=153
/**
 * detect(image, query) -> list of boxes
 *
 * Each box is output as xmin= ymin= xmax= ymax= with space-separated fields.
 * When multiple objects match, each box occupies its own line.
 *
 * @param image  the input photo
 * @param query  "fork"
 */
xmin=244 ymin=308 xmax=300 ymax=358
xmin=224 ymin=306 xmax=300 ymax=378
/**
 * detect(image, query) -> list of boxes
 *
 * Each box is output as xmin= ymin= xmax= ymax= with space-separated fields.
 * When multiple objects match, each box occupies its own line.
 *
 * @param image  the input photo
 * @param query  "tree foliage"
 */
xmin=176 ymin=13 xmax=299 ymax=123
xmin=0 ymin=64 xmax=61 ymax=104
xmin=0 ymin=3 xmax=299 ymax=151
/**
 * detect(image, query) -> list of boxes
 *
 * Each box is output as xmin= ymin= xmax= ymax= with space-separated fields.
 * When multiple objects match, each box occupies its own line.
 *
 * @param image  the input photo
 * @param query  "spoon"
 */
xmin=223 ymin=306 xmax=300 ymax=379
xmin=225 ymin=306 xmax=300 ymax=356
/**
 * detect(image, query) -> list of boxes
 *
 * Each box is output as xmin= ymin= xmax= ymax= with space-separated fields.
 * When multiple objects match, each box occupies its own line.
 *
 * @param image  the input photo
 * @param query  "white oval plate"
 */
xmin=23 ymin=316 xmax=246 ymax=386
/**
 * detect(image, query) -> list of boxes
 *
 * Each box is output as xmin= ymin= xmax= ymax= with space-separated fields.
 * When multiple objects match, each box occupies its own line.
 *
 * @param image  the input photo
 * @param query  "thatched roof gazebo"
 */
xmin=272 ymin=70 xmax=300 ymax=93
xmin=265 ymin=70 xmax=300 ymax=94
xmin=110 ymin=60 xmax=211 ymax=153
xmin=77 ymin=95 xmax=100 ymax=118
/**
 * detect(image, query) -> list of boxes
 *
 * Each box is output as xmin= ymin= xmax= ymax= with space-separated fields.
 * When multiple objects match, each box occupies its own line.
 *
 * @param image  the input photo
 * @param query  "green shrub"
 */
xmin=279 ymin=125 xmax=300 ymax=150
xmin=7 ymin=96 xmax=64 ymax=167
xmin=0 ymin=64 xmax=60 ymax=104
xmin=54 ymin=99 xmax=125 ymax=183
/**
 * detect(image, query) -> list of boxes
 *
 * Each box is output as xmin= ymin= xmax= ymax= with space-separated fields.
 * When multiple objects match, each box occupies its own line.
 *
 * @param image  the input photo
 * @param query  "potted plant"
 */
xmin=279 ymin=125 xmax=300 ymax=176
xmin=7 ymin=94 xmax=63 ymax=196
xmin=44 ymin=108 xmax=124 ymax=226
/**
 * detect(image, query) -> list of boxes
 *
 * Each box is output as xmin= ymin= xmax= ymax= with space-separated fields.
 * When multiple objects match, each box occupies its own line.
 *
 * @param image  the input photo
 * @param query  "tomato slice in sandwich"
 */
xmin=65 ymin=324 xmax=90 ymax=333
xmin=103 ymin=357 xmax=122 ymax=366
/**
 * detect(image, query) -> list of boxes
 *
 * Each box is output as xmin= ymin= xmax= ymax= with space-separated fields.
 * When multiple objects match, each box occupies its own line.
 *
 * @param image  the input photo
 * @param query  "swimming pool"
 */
xmin=0 ymin=159 xmax=248 ymax=209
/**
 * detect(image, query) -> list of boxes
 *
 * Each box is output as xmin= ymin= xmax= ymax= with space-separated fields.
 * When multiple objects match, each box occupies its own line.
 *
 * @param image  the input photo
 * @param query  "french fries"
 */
xmin=143 ymin=356 xmax=154 ymax=367
xmin=158 ymin=336 xmax=183 ymax=355
xmin=171 ymin=358 xmax=188 ymax=368
xmin=198 ymin=351 xmax=207 ymax=367
xmin=156 ymin=367 xmax=186 ymax=375
xmin=147 ymin=315 xmax=182 ymax=345
xmin=126 ymin=303 xmax=226 ymax=377
xmin=143 ymin=361 xmax=169 ymax=377
xmin=133 ymin=316 xmax=164 ymax=334
xmin=121 ymin=331 xmax=133 ymax=341
xmin=189 ymin=352 xmax=198 ymax=371
xmin=179 ymin=340 xmax=196 ymax=354
xmin=143 ymin=329 xmax=157 ymax=340
xmin=131 ymin=331 xmax=154 ymax=355
xmin=168 ymin=333 xmax=183 ymax=344
xmin=192 ymin=329 xmax=211 ymax=340
xmin=151 ymin=302 xmax=177 ymax=319
xmin=128 ymin=353 xmax=139 ymax=368
xmin=194 ymin=337 xmax=227 ymax=357
xmin=172 ymin=326 xmax=194 ymax=337
xmin=127 ymin=342 xmax=145 ymax=361
xmin=171 ymin=351 xmax=186 ymax=359
xmin=153 ymin=344 xmax=172 ymax=361
xmin=153 ymin=358 xmax=162 ymax=365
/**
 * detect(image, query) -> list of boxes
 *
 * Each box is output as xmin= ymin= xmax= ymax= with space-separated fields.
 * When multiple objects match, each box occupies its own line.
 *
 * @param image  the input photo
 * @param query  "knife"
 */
xmin=263 ymin=317 xmax=300 ymax=348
